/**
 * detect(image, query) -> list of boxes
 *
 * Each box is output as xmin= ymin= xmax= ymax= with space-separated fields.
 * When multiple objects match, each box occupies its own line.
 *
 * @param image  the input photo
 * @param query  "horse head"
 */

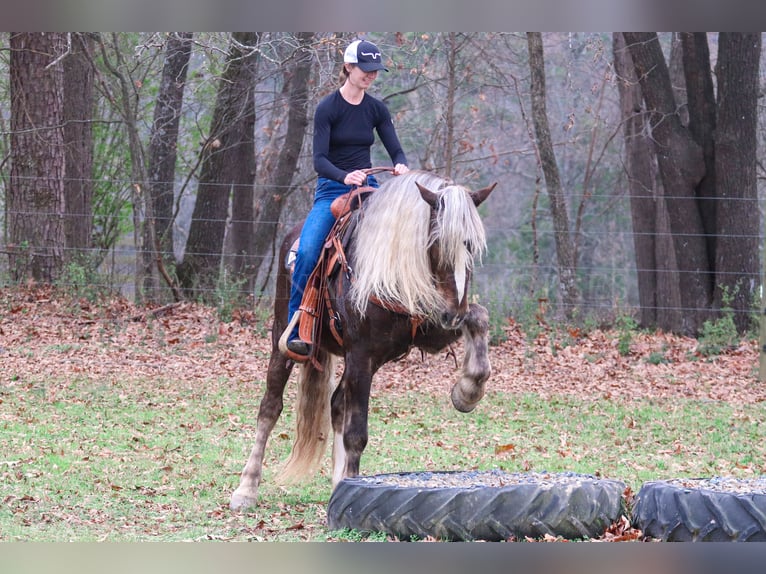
xmin=416 ymin=180 xmax=497 ymax=330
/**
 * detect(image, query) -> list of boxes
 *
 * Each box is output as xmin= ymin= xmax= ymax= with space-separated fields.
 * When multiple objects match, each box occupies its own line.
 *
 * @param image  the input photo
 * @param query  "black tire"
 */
xmin=327 ymin=470 xmax=627 ymax=541
xmin=632 ymin=479 xmax=766 ymax=541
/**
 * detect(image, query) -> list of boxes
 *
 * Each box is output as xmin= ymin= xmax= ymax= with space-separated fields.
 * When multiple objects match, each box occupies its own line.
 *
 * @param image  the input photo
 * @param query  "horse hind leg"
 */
xmin=230 ymin=352 xmax=293 ymax=511
xmin=451 ymin=303 xmax=492 ymax=413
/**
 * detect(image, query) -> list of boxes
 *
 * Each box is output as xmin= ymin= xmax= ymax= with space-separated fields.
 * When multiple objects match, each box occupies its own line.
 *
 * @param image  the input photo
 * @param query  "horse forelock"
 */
xmin=349 ymin=171 xmax=486 ymax=318
xmin=434 ymin=184 xmax=487 ymax=271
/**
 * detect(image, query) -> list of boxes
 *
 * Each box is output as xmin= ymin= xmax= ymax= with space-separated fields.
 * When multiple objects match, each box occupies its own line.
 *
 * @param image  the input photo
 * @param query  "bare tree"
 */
xmin=526 ymin=32 xmax=580 ymax=319
xmin=90 ymin=33 xmax=162 ymax=303
xmin=177 ymin=32 xmax=259 ymax=300
xmin=612 ymin=33 xmax=682 ymax=331
xmin=251 ymin=32 xmax=315 ymax=295
xmin=145 ymin=32 xmax=193 ymax=302
xmin=225 ymin=32 xmax=260 ymax=288
xmin=622 ymin=32 xmax=760 ymax=334
xmin=622 ymin=32 xmax=710 ymax=335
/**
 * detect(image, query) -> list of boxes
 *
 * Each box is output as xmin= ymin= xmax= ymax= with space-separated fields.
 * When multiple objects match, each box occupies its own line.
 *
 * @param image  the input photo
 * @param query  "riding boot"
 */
xmin=286 ymin=323 xmax=312 ymax=358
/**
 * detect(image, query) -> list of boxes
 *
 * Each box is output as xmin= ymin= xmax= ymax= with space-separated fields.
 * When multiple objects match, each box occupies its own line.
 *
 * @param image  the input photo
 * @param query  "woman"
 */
xmin=287 ymin=39 xmax=410 ymax=358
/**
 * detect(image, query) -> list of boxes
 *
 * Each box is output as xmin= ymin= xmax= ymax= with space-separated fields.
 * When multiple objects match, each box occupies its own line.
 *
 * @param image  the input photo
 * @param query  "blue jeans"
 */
xmin=288 ymin=175 xmax=378 ymax=340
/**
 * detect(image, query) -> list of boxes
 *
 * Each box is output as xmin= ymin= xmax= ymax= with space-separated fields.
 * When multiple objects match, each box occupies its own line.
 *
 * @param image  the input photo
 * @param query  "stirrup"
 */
xmin=278 ymin=310 xmax=310 ymax=363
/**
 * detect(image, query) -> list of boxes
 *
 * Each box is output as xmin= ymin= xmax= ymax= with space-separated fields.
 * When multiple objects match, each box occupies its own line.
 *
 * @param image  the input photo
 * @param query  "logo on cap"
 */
xmin=344 ymin=40 xmax=388 ymax=72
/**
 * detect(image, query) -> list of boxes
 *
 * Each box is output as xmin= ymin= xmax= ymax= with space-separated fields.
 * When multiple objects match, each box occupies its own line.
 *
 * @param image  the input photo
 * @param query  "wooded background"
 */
xmin=1 ymin=32 xmax=763 ymax=336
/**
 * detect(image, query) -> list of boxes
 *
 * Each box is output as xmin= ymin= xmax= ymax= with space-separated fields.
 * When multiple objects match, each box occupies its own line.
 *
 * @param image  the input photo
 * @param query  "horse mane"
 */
xmin=349 ymin=170 xmax=487 ymax=318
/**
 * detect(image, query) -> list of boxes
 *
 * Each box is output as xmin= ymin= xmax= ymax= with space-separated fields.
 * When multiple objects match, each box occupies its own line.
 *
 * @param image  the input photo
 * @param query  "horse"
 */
xmin=230 ymin=170 xmax=496 ymax=511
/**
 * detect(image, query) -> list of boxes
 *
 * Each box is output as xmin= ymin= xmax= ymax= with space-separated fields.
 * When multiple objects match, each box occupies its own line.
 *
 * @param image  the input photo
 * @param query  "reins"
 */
xmin=362 ymin=166 xmax=396 ymax=177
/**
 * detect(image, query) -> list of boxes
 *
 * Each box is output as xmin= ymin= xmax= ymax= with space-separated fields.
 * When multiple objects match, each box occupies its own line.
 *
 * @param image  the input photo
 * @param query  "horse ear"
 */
xmin=470 ymin=182 xmax=497 ymax=207
xmin=416 ymin=182 xmax=440 ymax=208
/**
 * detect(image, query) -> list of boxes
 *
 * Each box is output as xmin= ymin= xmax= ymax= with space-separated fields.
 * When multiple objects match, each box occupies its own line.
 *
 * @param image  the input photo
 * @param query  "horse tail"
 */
xmin=276 ymin=351 xmax=338 ymax=484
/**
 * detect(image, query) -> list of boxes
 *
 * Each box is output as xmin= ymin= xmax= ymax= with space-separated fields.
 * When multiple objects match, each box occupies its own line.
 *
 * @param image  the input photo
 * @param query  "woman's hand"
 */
xmin=344 ymin=170 xmax=367 ymax=187
xmin=393 ymin=163 xmax=409 ymax=176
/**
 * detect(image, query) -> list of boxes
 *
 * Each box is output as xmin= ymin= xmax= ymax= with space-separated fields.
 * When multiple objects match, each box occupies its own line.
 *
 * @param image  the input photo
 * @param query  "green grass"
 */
xmin=2 ymin=375 xmax=766 ymax=541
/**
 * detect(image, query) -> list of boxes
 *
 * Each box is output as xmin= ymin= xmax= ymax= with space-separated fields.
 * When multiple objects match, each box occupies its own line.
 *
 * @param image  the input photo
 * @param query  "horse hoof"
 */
xmin=229 ymin=490 xmax=258 ymax=512
xmin=450 ymin=383 xmax=483 ymax=413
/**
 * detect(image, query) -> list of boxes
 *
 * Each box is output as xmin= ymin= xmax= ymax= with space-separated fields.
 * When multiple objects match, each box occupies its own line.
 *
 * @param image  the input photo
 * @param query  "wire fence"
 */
xmin=1 ymin=180 xmax=763 ymax=329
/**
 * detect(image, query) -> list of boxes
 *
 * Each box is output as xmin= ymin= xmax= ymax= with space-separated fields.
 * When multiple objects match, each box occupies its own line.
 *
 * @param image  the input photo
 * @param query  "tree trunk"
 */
xmin=251 ymin=32 xmax=314 ymax=295
xmin=145 ymin=32 xmax=193 ymax=302
xmin=613 ymin=33 xmax=657 ymax=328
xmin=613 ymin=33 xmax=683 ymax=332
xmin=225 ymin=32 xmax=259 ymax=286
xmin=680 ymin=32 xmax=717 ymax=268
xmin=444 ymin=32 xmax=457 ymax=178
xmin=63 ymin=33 xmax=95 ymax=264
xmin=8 ymin=32 xmax=67 ymax=283
xmin=526 ymin=32 xmax=579 ymax=319
xmin=623 ymin=32 xmax=710 ymax=335
xmin=712 ymin=32 xmax=761 ymax=332
xmin=177 ymin=32 xmax=258 ymax=300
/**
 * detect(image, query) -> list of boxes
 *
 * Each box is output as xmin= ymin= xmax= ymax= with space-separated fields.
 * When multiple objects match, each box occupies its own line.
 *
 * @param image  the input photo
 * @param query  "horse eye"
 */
xmin=464 ymin=240 xmax=473 ymax=253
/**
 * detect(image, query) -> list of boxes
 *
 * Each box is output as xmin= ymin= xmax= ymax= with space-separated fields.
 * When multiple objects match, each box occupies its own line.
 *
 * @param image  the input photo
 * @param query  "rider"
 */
xmin=287 ymin=39 xmax=410 ymax=358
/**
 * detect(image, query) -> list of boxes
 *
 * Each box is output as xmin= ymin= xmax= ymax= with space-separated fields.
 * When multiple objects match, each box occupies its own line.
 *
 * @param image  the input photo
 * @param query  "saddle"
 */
xmin=282 ymin=186 xmax=375 ymax=366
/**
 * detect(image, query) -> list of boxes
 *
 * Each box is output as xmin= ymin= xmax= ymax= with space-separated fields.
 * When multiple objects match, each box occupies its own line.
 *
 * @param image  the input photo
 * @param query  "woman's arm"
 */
xmin=313 ymin=101 xmax=348 ymax=183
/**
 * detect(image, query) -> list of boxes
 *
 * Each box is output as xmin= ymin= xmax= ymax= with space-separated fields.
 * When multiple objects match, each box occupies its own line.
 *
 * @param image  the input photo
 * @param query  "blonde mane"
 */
xmin=349 ymin=170 xmax=487 ymax=318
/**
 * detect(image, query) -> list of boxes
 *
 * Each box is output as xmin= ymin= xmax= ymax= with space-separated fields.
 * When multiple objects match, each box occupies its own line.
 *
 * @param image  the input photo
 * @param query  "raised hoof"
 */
xmin=450 ymin=383 xmax=483 ymax=413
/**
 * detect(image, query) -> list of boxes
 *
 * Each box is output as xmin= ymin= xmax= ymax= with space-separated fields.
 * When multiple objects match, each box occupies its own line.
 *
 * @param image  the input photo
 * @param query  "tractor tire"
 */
xmin=632 ymin=478 xmax=766 ymax=541
xmin=327 ymin=470 xmax=627 ymax=541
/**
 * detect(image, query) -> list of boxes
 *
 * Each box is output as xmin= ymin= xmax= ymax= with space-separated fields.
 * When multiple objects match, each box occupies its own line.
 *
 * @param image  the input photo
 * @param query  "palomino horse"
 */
xmin=230 ymin=170 xmax=496 ymax=511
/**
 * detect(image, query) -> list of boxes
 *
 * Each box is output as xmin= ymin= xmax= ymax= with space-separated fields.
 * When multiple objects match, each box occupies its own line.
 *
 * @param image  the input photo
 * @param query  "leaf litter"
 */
xmin=1 ymin=286 xmax=764 ymax=542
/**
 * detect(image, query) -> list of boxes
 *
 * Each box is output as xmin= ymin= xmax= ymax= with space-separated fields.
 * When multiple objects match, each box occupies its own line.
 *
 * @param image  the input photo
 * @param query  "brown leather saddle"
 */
xmin=281 ymin=185 xmax=376 ymax=366
xmin=282 ymin=167 xmax=421 ymax=366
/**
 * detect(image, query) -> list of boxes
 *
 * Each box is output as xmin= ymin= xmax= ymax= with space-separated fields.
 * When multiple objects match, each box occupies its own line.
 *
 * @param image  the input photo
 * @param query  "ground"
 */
xmin=1 ymin=286 xmax=761 ymax=405
xmin=1 ymin=286 xmax=763 ymax=542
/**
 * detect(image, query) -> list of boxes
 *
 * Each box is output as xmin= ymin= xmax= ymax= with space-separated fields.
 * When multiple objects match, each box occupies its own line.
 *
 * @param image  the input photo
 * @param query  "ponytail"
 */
xmin=338 ymin=64 xmax=351 ymax=85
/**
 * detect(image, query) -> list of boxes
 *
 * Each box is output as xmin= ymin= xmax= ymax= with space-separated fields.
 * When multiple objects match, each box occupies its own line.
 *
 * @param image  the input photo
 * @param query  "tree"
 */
xmin=612 ymin=33 xmax=682 ymax=332
xmin=8 ymin=32 xmax=67 ymax=283
xmin=145 ymin=32 xmax=193 ymax=302
xmin=620 ymin=32 xmax=760 ymax=334
xmin=711 ymin=33 xmax=761 ymax=331
xmin=526 ymin=32 xmax=580 ymax=319
xmin=251 ymin=32 xmax=315 ymax=294
xmin=623 ymin=32 xmax=710 ymax=336
xmin=177 ymin=32 xmax=259 ymax=300
xmin=63 ymin=33 xmax=95 ymax=265
xmin=92 ymin=32 xmax=158 ymax=303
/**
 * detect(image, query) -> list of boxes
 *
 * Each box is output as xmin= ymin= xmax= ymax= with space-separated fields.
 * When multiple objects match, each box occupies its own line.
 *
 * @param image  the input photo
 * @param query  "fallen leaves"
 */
xmin=3 ymin=286 xmax=761 ymax=406
xmin=599 ymin=515 xmax=643 ymax=542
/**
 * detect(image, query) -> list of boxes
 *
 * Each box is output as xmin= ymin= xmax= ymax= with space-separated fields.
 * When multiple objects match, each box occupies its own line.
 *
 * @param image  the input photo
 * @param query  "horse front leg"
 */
xmin=451 ymin=303 xmax=491 ymax=413
xmin=330 ymin=355 xmax=373 ymax=488
xmin=230 ymin=353 xmax=293 ymax=511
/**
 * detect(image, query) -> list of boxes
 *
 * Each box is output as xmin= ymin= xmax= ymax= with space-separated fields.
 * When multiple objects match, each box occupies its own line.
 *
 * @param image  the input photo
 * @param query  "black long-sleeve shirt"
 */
xmin=312 ymin=90 xmax=407 ymax=183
